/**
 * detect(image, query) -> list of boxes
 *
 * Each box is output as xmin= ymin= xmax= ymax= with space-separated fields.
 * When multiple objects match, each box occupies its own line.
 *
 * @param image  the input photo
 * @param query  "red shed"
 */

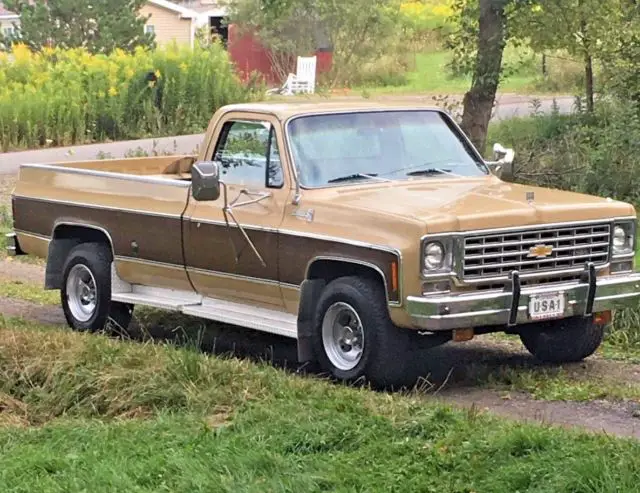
xmin=227 ymin=23 xmax=333 ymax=86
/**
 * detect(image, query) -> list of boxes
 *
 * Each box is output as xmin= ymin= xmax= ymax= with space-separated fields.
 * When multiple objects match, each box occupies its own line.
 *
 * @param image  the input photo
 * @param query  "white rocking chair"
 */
xmin=281 ymin=56 xmax=317 ymax=95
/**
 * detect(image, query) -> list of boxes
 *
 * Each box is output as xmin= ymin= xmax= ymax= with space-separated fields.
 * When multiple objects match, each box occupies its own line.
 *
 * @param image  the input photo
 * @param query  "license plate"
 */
xmin=528 ymin=292 xmax=565 ymax=321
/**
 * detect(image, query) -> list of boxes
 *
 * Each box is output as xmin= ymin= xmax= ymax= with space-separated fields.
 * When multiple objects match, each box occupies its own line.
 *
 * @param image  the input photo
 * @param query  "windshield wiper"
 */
xmin=406 ymin=168 xmax=457 ymax=177
xmin=328 ymin=173 xmax=380 ymax=184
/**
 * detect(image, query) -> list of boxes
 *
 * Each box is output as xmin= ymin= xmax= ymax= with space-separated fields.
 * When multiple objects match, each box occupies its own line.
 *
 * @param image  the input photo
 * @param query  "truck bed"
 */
xmin=11 ymin=155 xmax=198 ymax=287
xmin=52 ymin=154 xmax=197 ymax=180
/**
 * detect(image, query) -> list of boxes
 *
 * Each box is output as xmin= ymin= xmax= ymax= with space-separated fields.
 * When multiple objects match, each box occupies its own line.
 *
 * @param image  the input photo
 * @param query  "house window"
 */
xmin=145 ymin=24 xmax=155 ymax=35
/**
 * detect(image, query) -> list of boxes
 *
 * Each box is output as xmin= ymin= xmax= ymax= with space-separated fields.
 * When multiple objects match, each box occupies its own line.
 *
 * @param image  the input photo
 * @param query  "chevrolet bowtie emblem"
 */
xmin=528 ymin=244 xmax=554 ymax=258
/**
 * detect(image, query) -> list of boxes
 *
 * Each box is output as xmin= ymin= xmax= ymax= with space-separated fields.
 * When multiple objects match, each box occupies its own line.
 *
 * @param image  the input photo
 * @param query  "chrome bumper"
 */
xmin=5 ymin=232 xmax=21 ymax=256
xmin=406 ymin=267 xmax=640 ymax=331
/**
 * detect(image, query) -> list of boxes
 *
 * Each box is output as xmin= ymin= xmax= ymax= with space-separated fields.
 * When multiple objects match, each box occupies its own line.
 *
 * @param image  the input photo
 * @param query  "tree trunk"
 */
xmin=579 ymin=15 xmax=595 ymax=113
xmin=460 ymin=0 xmax=508 ymax=154
xmin=584 ymin=53 xmax=594 ymax=112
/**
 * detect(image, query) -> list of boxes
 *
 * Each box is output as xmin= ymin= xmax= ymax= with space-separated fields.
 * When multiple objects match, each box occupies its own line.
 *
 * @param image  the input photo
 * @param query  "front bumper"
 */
xmin=406 ymin=266 xmax=640 ymax=331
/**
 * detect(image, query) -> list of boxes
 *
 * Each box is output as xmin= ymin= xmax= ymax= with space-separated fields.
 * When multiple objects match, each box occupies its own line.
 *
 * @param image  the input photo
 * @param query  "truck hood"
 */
xmin=328 ymin=177 xmax=635 ymax=233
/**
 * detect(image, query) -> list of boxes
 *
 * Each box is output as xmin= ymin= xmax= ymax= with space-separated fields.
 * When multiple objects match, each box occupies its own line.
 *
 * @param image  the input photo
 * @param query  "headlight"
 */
xmin=612 ymin=221 xmax=635 ymax=257
xmin=424 ymin=242 xmax=444 ymax=270
xmin=421 ymin=237 xmax=454 ymax=276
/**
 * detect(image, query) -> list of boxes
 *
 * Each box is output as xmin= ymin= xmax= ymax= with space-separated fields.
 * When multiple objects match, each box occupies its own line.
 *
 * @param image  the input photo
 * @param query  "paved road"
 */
xmin=0 ymin=95 xmax=575 ymax=176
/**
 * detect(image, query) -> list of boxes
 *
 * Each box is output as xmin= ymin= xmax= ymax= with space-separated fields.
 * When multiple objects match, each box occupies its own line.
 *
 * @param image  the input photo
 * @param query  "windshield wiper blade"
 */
xmin=406 ymin=168 xmax=456 ymax=177
xmin=328 ymin=173 xmax=379 ymax=184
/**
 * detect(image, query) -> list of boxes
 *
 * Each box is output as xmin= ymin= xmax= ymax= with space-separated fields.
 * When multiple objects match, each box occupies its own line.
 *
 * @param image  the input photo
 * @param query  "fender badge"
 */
xmin=292 ymin=208 xmax=315 ymax=222
xmin=526 ymin=191 xmax=535 ymax=203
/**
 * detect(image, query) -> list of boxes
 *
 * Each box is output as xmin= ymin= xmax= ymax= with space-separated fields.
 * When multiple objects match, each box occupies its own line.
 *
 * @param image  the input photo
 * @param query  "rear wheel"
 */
xmin=519 ymin=315 xmax=605 ymax=363
xmin=61 ymin=242 xmax=133 ymax=333
xmin=312 ymin=276 xmax=413 ymax=388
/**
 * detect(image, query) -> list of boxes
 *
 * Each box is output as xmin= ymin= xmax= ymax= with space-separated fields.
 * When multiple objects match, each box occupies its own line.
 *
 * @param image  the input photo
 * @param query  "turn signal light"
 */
xmin=594 ymin=311 xmax=612 ymax=325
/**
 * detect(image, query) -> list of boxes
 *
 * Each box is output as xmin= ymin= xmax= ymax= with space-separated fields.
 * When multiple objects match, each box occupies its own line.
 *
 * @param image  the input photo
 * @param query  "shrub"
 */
xmin=487 ymin=99 xmax=640 ymax=206
xmin=0 ymin=42 xmax=261 ymax=151
xmin=342 ymin=54 xmax=411 ymax=88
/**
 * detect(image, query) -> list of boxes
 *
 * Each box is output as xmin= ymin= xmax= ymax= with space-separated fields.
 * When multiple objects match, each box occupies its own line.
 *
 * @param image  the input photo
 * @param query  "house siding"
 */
xmin=0 ymin=17 xmax=19 ymax=37
xmin=140 ymin=3 xmax=193 ymax=47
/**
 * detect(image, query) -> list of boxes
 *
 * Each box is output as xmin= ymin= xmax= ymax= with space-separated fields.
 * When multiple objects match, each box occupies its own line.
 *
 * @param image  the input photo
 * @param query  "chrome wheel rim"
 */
xmin=322 ymin=302 xmax=365 ymax=371
xmin=66 ymin=264 xmax=97 ymax=322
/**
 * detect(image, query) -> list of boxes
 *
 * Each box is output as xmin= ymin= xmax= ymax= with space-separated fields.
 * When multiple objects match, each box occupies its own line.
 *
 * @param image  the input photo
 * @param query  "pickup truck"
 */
xmin=7 ymin=101 xmax=640 ymax=387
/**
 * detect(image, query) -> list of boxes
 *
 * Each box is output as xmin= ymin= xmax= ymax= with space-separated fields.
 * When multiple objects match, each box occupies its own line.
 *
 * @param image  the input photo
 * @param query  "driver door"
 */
xmin=183 ymin=113 xmax=289 ymax=309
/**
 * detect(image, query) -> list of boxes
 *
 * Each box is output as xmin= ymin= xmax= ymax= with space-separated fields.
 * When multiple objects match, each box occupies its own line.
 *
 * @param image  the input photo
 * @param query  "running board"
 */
xmin=111 ymin=266 xmax=297 ymax=339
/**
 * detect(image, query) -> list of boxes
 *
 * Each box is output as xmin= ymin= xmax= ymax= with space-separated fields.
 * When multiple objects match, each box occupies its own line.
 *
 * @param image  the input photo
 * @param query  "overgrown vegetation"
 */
xmin=0 ymin=42 xmax=260 ymax=151
xmin=488 ymin=100 xmax=640 ymax=208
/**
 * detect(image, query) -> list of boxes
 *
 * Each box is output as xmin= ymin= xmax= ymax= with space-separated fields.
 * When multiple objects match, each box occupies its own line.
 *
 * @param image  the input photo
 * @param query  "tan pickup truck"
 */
xmin=7 ymin=101 xmax=640 ymax=387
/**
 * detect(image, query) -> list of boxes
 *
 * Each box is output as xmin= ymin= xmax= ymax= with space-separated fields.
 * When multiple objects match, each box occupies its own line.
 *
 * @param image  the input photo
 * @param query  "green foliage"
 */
xmin=4 ymin=0 xmax=154 ymax=54
xmin=228 ymin=0 xmax=404 ymax=87
xmin=0 ymin=43 xmax=260 ymax=151
xmin=488 ymin=100 xmax=640 ymax=205
xmin=509 ymin=0 xmax=610 ymax=56
xmin=598 ymin=3 xmax=640 ymax=105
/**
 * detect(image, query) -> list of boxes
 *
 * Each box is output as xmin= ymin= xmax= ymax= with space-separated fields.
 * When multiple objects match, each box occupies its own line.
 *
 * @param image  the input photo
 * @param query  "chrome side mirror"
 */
xmin=486 ymin=142 xmax=515 ymax=181
xmin=191 ymin=161 xmax=221 ymax=201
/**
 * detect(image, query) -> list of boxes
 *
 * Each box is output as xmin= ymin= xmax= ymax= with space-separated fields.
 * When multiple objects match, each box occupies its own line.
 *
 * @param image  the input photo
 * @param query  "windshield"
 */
xmin=286 ymin=110 xmax=488 ymax=188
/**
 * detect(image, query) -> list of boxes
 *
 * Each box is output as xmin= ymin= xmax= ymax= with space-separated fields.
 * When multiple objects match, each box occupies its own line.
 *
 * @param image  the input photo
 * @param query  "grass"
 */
xmin=0 ymin=279 xmax=57 ymax=305
xmin=2 ymin=318 xmax=640 ymax=491
xmin=357 ymin=49 xmax=579 ymax=96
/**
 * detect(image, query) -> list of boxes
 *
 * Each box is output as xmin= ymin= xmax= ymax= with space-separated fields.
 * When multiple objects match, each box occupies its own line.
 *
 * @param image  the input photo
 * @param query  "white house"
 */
xmin=0 ymin=2 xmax=20 ymax=40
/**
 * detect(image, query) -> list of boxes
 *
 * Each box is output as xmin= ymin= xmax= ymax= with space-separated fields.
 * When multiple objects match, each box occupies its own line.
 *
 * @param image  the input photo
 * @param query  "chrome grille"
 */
xmin=463 ymin=223 xmax=611 ymax=280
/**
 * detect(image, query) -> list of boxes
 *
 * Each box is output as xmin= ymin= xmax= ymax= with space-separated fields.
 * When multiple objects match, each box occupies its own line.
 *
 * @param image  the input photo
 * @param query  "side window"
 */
xmin=213 ymin=120 xmax=284 ymax=188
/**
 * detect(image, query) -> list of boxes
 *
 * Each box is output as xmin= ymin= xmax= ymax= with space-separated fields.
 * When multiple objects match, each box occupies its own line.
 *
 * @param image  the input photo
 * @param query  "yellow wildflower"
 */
xmin=108 ymin=87 xmax=118 ymax=97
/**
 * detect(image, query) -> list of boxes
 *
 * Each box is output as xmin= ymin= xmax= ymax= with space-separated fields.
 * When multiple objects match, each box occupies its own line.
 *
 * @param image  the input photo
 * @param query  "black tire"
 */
xmin=312 ymin=275 xmax=413 ymax=389
xmin=60 ymin=242 xmax=133 ymax=333
xmin=519 ymin=315 xmax=605 ymax=363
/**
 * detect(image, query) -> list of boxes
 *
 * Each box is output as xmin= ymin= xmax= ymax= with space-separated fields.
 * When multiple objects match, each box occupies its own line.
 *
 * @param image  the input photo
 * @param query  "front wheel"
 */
xmin=61 ymin=242 xmax=133 ymax=333
xmin=519 ymin=315 xmax=605 ymax=363
xmin=312 ymin=276 xmax=413 ymax=388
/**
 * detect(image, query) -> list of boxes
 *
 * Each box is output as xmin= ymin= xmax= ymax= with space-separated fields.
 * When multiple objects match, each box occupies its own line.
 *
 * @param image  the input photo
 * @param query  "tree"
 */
xmin=4 ymin=0 xmax=155 ymax=54
xmin=509 ymin=0 xmax=614 ymax=113
xmin=448 ymin=0 xmax=510 ymax=152
xmin=227 ymin=0 xmax=399 ymax=87
xmin=596 ymin=2 xmax=640 ymax=105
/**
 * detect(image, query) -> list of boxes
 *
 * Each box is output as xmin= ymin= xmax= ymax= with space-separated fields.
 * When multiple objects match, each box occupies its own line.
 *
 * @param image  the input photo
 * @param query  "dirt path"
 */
xmin=2 ymin=257 xmax=640 ymax=439
xmin=439 ymin=389 xmax=640 ymax=438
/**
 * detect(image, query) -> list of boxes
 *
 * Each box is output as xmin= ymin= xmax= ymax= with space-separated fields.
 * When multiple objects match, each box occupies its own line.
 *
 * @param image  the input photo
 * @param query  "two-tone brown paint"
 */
xmin=12 ymin=194 xmax=400 ymax=294
xmin=10 ymin=100 xmax=638 ymax=332
xmin=12 ymin=196 xmax=184 ymax=265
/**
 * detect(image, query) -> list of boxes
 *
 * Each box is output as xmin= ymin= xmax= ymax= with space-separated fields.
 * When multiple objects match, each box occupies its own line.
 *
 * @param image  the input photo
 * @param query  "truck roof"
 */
xmin=219 ymin=100 xmax=443 ymax=120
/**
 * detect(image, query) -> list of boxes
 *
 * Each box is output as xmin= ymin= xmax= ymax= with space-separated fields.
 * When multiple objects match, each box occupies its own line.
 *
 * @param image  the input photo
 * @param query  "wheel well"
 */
xmin=306 ymin=259 xmax=388 ymax=300
xmin=45 ymin=225 xmax=113 ymax=290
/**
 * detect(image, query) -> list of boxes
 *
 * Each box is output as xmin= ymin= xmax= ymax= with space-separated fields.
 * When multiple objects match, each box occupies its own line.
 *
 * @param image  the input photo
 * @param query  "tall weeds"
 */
xmin=0 ymin=43 xmax=261 ymax=151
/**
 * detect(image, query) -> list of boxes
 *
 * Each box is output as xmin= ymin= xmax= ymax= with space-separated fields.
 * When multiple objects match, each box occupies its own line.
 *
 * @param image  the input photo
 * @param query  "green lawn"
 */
xmin=1 ymin=319 xmax=640 ymax=492
xmin=357 ymin=50 xmax=559 ymax=96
